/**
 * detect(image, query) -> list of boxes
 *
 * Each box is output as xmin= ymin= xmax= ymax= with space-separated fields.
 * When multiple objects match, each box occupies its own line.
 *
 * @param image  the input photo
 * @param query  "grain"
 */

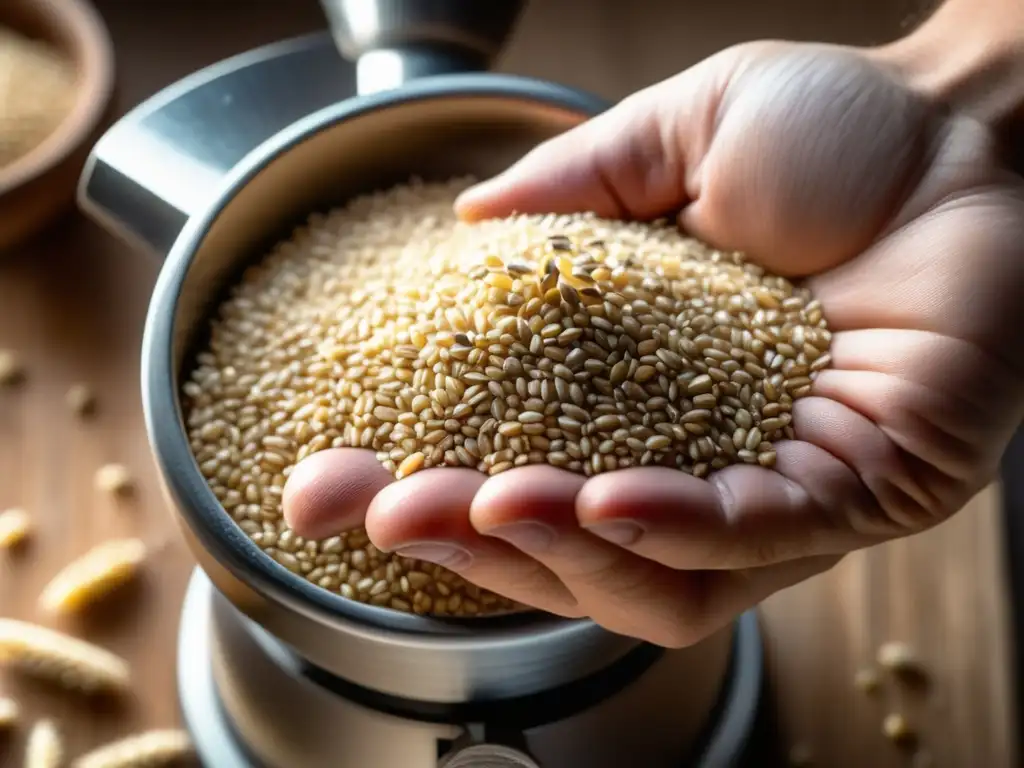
xmin=853 ymin=666 xmax=881 ymax=694
xmin=66 ymin=383 xmax=97 ymax=417
xmin=0 ymin=26 xmax=77 ymax=170
xmin=183 ymin=177 xmax=831 ymax=615
xmin=0 ymin=696 xmax=19 ymax=728
xmin=0 ymin=348 xmax=25 ymax=386
xmin=0 ymin=619 xmax=131 ymax=694
xmin=882 ymin=713 xmax=914 ymax=744
xmin=94 ymin=464 xmax=133 ymax=496
xmin=72 ymin=729 xmax=193 ymax=768
xmin=877 ymin=641 xmax=922 ymax=675
xmin=0 ymin=507 xmax=31 ymax=549
xmin=25 ymin=719 xmax=62 ymax=768
xmin=38 ymin=538 xmax=147 ymax=615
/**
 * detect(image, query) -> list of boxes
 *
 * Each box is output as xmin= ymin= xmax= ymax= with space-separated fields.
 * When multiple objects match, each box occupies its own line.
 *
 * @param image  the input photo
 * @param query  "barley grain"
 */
xmin=0 ymin=696 xmax=19 ymax=728
xmin=25 ymin=719 xmax=62 ymax=768
xmin=853 ymin=666 xmax=881 ymax=694
xmin=71 ymin=729 xmax=193 ymax=768
xmin=877 ymin=641 xmax=921 ymax=674
xmin=0 ymin=507 xmax=31 ymax=549
xmin=66 ymin=384 xmax=97 ymax=417
xmin=94 ymin=464 xmax=133 ymax=496
xmin=38 ymin=538 xmax=147 ymax=615
xmin=183 ymin=178 xmax=831 ymax=616
xmin=0 ymin=619 xmax=131 ymax=694
xmin=0 ymin=349 xmax=24 ymax=386
xmin=882 ymin=713 xmax=914 ymax=744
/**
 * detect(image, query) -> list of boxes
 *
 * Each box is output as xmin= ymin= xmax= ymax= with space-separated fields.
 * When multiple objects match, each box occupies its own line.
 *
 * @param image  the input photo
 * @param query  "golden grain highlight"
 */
xmin=39 ymin=538 xmax=147 ymax=616
xmin=94 ymin=464 xmax=133 ymax=496
xmin=0 ymin=507 xmax=31 ymax=549
xmin=0 ymin=619 xmax=131 ymax=694
xmin=71 ymin=729 xmax=193 ymax=768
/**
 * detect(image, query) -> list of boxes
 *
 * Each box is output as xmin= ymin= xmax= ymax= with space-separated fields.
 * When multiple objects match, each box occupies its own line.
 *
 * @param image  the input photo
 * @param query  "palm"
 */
xmin=284 ymin=42 xmax=1024 ymax=647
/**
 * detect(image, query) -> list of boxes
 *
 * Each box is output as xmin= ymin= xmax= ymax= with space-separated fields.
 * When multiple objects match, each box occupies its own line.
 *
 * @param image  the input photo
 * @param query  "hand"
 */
xmin=283 ymin=41 xmax=1024 ymax=648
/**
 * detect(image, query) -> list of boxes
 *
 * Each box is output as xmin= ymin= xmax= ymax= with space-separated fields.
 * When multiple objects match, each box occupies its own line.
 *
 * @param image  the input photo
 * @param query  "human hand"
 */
xmin=283 ymin=40 xmax=1024 ymax=647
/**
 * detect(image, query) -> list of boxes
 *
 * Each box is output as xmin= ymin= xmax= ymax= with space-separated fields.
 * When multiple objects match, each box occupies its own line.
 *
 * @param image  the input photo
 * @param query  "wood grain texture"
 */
xmin=0 ymin=1 xmax=1016 ymax=766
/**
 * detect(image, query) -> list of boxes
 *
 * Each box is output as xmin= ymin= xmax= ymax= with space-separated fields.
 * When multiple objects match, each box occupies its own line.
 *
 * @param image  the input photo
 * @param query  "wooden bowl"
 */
xmin=0 ymin=0 xmax=115 ymax=251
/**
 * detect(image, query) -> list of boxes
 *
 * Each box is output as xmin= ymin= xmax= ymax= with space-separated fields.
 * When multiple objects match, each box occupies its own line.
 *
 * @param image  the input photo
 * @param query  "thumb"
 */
xmin=454 ymin=64 xmax=726 ymax=222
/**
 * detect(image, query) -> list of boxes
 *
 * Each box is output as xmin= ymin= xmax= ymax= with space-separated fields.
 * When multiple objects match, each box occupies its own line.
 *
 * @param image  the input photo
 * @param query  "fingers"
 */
xmin=365 ymin=468 xmax=581 ymax=618
xmin=468 ymin=465 xmax=839 ymax=646
xmin=282 ymin=448 xmax=392 ymax=540
xmin=469 ymin=466 xmax=680 ymax=641
xmin=574 ymin=464 xmax=860 ymax=572
xmin=454 ymin=68 xmax=714 ymax=222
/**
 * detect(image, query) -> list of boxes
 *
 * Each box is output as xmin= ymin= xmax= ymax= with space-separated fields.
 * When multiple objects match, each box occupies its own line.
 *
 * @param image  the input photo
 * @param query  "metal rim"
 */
xmin=142 ymin=64 xmax=611 ymax=642
xmin=177 ymin=569 xmax=764 ymax=768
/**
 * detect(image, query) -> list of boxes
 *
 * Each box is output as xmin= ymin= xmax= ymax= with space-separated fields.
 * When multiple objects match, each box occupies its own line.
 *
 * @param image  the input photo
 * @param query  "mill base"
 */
xmin=178 ymin=569 xmax=763 ymax=767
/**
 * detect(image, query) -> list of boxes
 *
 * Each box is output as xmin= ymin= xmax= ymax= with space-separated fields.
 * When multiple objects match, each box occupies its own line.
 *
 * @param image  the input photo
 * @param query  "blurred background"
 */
xmin=0 ymin=1 xmax=1018 ymax=767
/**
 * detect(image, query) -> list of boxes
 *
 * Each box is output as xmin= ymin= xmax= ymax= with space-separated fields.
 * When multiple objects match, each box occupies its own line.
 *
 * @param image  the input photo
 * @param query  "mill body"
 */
xmin=77 ymin=3 xmax=764 ymax=764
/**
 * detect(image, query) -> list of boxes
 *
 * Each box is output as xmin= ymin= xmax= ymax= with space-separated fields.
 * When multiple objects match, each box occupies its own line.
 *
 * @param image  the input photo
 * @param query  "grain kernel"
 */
xmin=66 ymin=383 xmax=97 ymax=416
xmin=94 ymin=464 xmax=133 ymax=496
xmin=0 ymin=507 xmax=31 ymax=549
xmin=38 ymin=538 xmax=147 ymax=615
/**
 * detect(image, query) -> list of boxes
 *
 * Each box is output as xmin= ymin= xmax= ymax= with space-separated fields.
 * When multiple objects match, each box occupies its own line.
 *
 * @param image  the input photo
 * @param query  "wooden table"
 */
xmin=0 ymin=1 xmax=1016 ymax=766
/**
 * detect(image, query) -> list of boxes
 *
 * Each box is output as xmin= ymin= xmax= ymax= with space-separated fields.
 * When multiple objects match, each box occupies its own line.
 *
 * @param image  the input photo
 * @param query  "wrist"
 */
xmin=868 ymin=0 xmax=1024 ymax=141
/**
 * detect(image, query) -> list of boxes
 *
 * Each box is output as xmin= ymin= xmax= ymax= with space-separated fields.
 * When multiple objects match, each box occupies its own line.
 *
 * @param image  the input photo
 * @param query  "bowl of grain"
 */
xmin=0 ymin=0 xmax=114 ymax=251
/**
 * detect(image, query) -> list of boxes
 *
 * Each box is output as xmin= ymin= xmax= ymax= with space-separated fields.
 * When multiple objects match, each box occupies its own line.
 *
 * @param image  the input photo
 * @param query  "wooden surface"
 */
xmin=0 ymin=1 xmax=1016 ymax=766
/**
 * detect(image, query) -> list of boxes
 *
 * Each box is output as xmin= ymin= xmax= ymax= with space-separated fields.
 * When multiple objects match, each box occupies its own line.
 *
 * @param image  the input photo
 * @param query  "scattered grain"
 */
xmin=0 ymin=619 xmax=131 ymax=694
xmin=66 ymin=383 xmax=97 ymax=417
xmin=853 ymin=666 xmax=881 ymax=694
xmin=0 ymin=349 xmax=24 ymax=386
xmin=0 ymin=507 xmax=31 ymax=549
xmin=94 ymin=464 xmax=133 ymax=496
xmin=72 ymin=729 xmax=193 ymax=768
xmin=38 ymin=538 xmax=147 ymax=615
xmin=877 ymin=641 xmax=922 ymax=675
xmin=183 ymin=178 xmax=831 ymax=615
xmin=0 ymin=696 xmax=19 ymax=728
xmin=24 ymin=719 xmax=62 ymax=768
xmin=882 ymin=713 xmax=914 ymax=744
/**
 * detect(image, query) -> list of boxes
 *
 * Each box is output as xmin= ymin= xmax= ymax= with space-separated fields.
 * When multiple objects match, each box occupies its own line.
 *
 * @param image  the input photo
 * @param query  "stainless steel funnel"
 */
xmin=320 ymin=0 xmax=527 ymax=93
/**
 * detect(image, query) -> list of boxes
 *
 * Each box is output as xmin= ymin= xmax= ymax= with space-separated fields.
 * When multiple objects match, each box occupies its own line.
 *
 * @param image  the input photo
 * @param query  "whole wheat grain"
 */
xmin=94 ymin=464 xmax=133 ymax=496
xmin=183 ymin=177 xmax=831 ymax=616
xmin=0 ymin=619 xmax=131 ymax=694
xmin=72 ymin=729 xmax=193 ymax=768
xmin=0 ymin=507 xmax=31 ymax=549
xmin=39 ymin=538 xmax=147 ymax=616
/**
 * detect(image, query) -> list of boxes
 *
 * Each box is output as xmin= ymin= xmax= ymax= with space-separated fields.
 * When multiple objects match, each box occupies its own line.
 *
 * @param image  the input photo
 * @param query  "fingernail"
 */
xmin=484 ymin=521 xmax=557 ymax=553
xmin=584 ymin=521 xmax=645 ymax=546
xmin=396 ymin=542 xmax=473 ymax=571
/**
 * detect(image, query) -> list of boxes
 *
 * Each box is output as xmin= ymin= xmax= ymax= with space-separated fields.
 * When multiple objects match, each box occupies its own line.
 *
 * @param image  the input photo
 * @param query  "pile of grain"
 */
xmin=0 ymin=26 xmax=77 ymax=170
xmin=182 ymin=177 xmax=831 ymax=616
